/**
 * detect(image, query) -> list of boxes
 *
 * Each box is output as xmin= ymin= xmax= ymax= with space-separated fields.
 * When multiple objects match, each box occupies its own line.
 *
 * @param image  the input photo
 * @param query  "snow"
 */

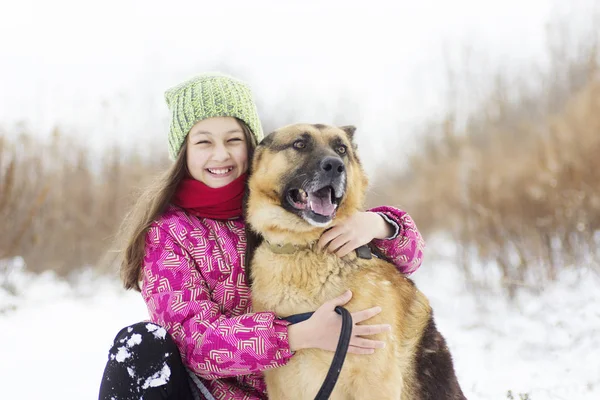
xmin=126 ymin=334 xmax=142 ymax=348
xmin=411 ymin=248 xmax=600 ymax=399
xmin=0 ymin=258 xmax=149 ymax=399
xmin=2 ymin=243 xmax=598 ymax=399
xmin=146 ymin=323 xmax=167 ymax=340
xmin=111 ymin=332 xmax=143 ymax=363
xmin=141 ymin=364 xmax=171 ymax=390
xmin=114 ymin=347 xmax=131 ymax=363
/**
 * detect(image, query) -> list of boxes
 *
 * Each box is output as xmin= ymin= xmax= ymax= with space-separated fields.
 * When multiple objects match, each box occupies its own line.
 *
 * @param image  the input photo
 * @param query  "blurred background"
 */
xmin=1 ymin=0 xmax=599 ymax=399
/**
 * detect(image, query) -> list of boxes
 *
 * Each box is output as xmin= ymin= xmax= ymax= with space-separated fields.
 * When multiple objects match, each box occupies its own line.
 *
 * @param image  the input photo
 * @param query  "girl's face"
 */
xmin=186 ymin=117 xmax=249 ymax=188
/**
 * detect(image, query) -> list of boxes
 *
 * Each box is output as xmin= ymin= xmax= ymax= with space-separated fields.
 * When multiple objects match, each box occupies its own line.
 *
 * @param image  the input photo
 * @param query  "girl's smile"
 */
xmin=186 ymin=117 xmax=249 ymax=188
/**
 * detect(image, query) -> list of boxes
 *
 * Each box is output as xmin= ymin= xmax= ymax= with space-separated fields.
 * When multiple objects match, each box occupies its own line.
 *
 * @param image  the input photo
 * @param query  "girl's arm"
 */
xmin=141 ymin=224 xmax=293 ymax=380
xmin=367 ymin=206 xmax=425 ymax=275
xmin=318 ymin=206 xmax=425 ymax=275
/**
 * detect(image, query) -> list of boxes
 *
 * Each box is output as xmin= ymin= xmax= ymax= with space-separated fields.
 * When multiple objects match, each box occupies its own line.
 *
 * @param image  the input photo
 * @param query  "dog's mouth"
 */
xmin=286 ymin=186 xmax=339 ymax=218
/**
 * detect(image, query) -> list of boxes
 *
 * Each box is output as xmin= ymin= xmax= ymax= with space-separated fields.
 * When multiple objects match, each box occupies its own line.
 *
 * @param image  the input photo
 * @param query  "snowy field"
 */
xmin=2 ymin=239 xmax=599 ymax=400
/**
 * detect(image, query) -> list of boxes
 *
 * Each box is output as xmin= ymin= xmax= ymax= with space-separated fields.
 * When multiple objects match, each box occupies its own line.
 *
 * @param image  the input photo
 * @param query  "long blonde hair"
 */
xmin=118 ymin=120 xmax=257 ymax=291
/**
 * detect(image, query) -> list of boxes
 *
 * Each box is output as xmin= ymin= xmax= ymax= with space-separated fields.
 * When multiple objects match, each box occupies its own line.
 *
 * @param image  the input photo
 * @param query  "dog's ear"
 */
xmin=339 ymin=125 xmax=357 ymax=141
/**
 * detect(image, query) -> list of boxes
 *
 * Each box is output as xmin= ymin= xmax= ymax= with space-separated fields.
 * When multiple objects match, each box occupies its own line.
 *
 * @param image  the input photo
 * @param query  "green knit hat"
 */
xmin=164 ymin=72 xmax=264 ymax=160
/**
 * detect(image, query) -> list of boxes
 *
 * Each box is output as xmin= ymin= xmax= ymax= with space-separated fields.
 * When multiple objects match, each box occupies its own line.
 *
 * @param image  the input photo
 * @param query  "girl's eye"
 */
xmin=293 ymin=140 xmax=306 ymax=150
xmin=337 ymin=145 xmax=347 ymax=155
xmin=228 ymin=138 xmax=243 ymax=142
xmin=196 ymin=140 xmax=210 ymax=145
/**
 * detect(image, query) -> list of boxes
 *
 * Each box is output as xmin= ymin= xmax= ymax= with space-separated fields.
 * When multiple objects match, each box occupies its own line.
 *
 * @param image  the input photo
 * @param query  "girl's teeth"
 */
xmin=208 ymin=168 xmax=233 ymax=175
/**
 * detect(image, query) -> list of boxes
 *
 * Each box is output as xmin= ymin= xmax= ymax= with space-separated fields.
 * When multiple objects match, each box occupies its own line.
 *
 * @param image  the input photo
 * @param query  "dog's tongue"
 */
xmin=308 ymin=187 xmax=336 ymax=217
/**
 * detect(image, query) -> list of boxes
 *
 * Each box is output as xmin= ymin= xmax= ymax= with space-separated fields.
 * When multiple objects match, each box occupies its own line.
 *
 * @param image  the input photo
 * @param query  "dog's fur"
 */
xmin=245 ymin=124 xmax=465 ymax=400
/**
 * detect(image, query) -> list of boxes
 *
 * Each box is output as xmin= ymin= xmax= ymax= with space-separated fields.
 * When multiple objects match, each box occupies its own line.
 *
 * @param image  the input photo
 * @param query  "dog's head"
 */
xmin=246 ymin=123 xmax=368 ymax=244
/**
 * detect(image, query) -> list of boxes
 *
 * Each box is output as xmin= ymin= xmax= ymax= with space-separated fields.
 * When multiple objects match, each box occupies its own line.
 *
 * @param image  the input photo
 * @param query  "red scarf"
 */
xmin=172 ymin=173 xmax=247 ymax=220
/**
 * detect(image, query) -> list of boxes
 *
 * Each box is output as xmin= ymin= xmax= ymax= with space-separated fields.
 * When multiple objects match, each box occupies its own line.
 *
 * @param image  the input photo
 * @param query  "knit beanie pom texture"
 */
xmin=164 ymin=73 xmax=264 ymax=160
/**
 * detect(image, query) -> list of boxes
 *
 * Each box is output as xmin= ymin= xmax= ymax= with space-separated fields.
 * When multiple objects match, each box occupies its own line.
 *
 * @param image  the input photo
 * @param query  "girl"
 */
xmin=98 ymin=73 xmax=425 ymax=400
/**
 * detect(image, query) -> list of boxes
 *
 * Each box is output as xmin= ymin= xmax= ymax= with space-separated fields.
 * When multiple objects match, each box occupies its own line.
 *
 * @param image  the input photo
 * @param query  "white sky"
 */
xmin=0 ymin=0 xmax=596 ymax=171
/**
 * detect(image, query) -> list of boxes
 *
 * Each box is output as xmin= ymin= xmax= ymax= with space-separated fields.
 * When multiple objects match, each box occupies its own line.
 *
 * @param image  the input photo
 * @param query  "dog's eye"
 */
xmin=293 ymin=140 xmax=306 ymax=150
xmin=336 ymin=145 xmax=347 ymax=155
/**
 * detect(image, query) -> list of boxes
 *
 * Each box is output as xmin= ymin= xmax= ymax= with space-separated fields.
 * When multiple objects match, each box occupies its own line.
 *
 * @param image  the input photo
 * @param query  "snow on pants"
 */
xmin=98 ymin=321 xmax=196 ymax=400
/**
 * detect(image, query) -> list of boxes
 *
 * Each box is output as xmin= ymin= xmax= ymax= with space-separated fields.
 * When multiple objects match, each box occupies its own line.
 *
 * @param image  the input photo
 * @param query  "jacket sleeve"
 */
xmin=141 ymin=224 xmax=293 ymax=380
xmin=367 ymin=206 xmax=425 ymax=275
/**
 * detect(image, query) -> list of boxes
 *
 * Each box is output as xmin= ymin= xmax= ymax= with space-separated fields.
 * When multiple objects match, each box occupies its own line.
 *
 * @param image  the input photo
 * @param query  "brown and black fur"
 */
xmin=244 ymin=123 xmax=465 ymax=400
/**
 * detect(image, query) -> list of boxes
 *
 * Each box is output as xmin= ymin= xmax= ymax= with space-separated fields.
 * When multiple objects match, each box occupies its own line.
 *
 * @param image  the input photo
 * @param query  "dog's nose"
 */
xmin=320 ymin=156 xmax=345 ymax=177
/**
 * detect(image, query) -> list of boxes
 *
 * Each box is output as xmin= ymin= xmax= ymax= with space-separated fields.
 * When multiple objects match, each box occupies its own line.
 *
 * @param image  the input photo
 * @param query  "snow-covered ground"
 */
xmin=1 ymin=242 xmax=599 ymax=400
xmin=0 ymin=260 xmax=148 ymax=399
xmin=413 ymin=241 xmax=600 ymax=400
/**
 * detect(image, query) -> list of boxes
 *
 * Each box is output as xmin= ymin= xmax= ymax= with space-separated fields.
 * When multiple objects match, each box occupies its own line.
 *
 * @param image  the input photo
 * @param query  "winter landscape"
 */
xmin=1 ymin=1 xmax=599 ymax=399
xmin=2 ymin=242 xmax=600 ymax=399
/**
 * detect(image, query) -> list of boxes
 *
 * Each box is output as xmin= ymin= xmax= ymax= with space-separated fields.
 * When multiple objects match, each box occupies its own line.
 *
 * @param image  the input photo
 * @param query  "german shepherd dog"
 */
xmin=244 ymin=124 xmax=465 ymax=400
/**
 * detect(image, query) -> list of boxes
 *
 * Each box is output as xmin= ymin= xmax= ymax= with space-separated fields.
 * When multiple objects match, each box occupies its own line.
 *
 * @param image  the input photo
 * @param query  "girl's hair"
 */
xmin=118 ymin=119 xmax=258 ymax=291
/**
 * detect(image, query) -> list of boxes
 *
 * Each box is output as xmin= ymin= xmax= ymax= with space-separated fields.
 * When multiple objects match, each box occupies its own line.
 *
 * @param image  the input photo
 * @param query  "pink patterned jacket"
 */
xmin=141 ymin=205 xmax=424 ymax=399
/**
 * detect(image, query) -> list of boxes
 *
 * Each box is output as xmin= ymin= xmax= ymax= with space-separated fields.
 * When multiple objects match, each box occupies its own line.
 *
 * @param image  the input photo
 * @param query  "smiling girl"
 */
xmin=98 ymin=73 xmax=425 ymax=400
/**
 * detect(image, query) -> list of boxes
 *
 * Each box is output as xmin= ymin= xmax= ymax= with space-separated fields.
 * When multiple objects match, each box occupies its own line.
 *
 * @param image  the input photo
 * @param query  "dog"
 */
xmin=244 ymin=123 xmax=465 ymax=399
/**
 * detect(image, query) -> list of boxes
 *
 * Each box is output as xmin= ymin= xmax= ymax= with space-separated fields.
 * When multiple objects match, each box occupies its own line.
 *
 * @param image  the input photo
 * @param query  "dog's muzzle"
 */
xmin=285 ymin=156 xmax=346 ymax=224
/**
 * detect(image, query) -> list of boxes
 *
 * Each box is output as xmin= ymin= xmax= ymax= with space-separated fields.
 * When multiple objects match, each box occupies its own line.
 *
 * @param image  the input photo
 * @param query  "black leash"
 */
xmin=284 ymin=306 xmax=353 ymax=400
xmin=314 ymin=306 xmax=353 ymax=400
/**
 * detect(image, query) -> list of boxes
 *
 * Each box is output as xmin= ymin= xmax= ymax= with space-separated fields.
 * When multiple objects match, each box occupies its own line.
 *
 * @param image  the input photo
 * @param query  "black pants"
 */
xmin=98 ymin=322 xmax=196 ymax=400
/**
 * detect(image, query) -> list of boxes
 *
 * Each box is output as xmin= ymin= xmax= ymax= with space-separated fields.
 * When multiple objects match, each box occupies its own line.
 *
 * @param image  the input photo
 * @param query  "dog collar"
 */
xmin=264 ymin=240 xmax=372 ymax=259
xmin=264 ymin=240 xmax=313 ymax=254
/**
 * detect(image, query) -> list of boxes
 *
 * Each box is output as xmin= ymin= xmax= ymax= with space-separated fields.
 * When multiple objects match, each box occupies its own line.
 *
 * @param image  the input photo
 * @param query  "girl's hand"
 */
xmin=287 ymin=290 xmax=390 ymax=354
xmin=317 ymin=212 xmax=393 ymax=257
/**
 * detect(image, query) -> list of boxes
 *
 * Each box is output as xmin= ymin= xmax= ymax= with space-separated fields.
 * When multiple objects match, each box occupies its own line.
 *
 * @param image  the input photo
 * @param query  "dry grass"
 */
xmin=371 ymin=25 xmax=600 ymax=293
xmin=1 ymin=20 xmax=598 ymax=294
xmin=0 ymin=128 xmax=169 ymax=276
